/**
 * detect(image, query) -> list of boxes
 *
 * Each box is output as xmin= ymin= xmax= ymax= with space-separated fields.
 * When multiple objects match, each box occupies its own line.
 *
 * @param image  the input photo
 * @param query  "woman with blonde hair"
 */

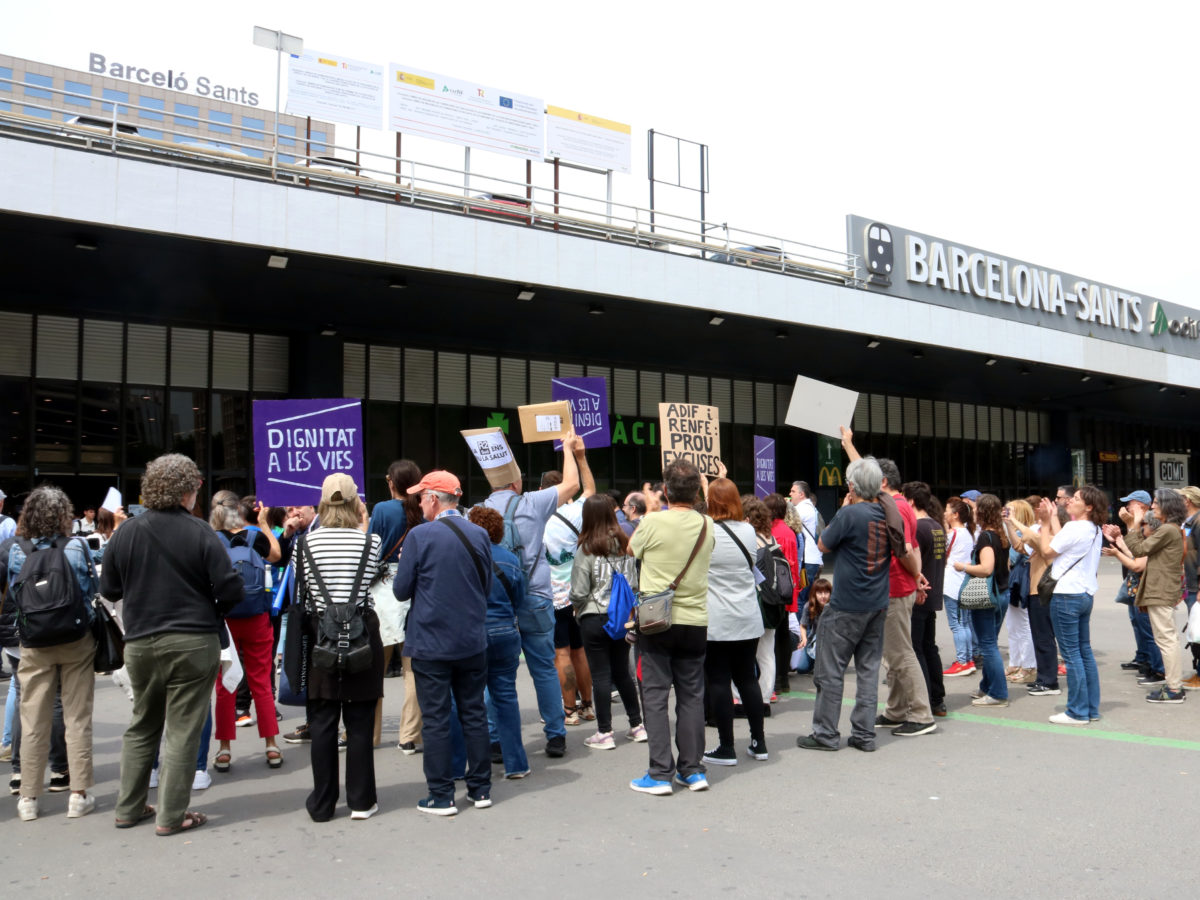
xmin=1002 ymin=500 xmax=1037 ymax=684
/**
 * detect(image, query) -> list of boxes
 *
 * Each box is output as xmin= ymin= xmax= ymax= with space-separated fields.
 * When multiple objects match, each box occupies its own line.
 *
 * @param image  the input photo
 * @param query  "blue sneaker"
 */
xmin=416 ymin=796 xmax=458 ymax=816
xmin=674 ymin=771 xmax=709 ymax=792
xmin=629 ymin=773 xmax=673 ymax=795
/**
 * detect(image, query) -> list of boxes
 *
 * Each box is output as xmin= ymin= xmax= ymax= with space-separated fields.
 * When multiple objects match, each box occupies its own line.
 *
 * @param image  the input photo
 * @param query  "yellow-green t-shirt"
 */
xmin=629 ymin=509 xmax=715 ymax=626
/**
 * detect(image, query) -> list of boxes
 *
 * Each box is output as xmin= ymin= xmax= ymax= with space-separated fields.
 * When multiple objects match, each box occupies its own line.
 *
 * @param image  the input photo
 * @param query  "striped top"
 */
xmin=295 ymin=528 xmax=381 ymax=612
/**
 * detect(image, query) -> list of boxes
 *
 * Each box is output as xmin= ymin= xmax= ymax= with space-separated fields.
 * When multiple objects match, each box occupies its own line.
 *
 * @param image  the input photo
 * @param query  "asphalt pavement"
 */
xmin=1 ymin=557 xmax=1196 ymax=898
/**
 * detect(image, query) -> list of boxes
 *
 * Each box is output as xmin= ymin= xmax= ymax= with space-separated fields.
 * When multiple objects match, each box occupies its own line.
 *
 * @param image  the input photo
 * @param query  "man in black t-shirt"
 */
xmin=798 ymin=456 xmax=892 ymax=753
xmin=904 ymin=482 xmax=947 ymax=716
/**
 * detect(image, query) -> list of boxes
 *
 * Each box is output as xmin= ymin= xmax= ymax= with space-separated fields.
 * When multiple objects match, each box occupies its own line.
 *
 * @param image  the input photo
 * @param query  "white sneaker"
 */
xmin=192 ymin=769 xmax=213 ymax=791
xmin=349 ymin=802 xmax=379 ymax=820
xmin=584 ymin=731 xmax=616 ymax=750
xmin=67 ymin=793 xmax=96 ymax=818
xmin=1048 ymin=712 xmax=1088 ymax=726
xmin=148 ymin=768 xmax=159 ymax=789
xmin=17 ymin=796 xmax=38 ymax=821
xmin=625 ymin=724 xmax=648 ymax=743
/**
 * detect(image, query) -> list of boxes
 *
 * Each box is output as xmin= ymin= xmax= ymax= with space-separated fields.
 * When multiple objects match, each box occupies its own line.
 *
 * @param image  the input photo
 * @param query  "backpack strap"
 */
xmin=439 ymin=517 xmax=488 ymax=592
xmin=553 ymin=510 xmax=580 ymax=537
xmin=668 ymin=515 xmax=709 ymax=591
xmin=300 ymin=533 xmax=373 ymax=614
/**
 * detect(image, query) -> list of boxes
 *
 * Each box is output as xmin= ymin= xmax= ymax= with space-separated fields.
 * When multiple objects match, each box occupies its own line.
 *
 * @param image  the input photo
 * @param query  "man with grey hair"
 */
xmin=798 ymin=456 xmax=893 ymax=752
xmin=0 ymin=488 xmax=14 ymax=542
xmin=101 ymin=453 xmax=244 ymax=836
xmin=839 ymin=429 xmax=934 ymax=737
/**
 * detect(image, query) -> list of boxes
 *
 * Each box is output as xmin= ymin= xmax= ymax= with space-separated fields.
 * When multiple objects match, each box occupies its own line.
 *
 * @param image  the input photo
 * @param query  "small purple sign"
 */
xmin=551 ymin=376 xmax=611 ymax=450
xmin=754 ymin=435 xmax=775 ymax=498
xmin=253 ymin=399 xmax=365 ymax=507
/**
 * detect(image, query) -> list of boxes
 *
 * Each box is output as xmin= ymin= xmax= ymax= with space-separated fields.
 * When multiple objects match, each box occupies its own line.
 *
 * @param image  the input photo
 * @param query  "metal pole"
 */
xmin=355 ymin=125 xmax=361 ymax=197
xmin=273 ymin=42 xmax=282 ymax=170
xmin=464 ymin=146 xmax=471 ymax=194
xmin=647 ymin=129 xmax=655 ymax=234
xmin=553 ymin=157 xmax=560 ymax=232
xmin=606 ymin=171 xmax=613 ymax=224
xmin=525 ymin=159 xmax=533 ymax=226
xmin=395 ymin=132 xmax=402 ymax=202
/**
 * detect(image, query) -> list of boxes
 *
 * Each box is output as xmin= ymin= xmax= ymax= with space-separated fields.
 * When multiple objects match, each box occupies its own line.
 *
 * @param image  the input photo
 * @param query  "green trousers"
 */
xmin=116 ymin=631 xmax=220 ymax=829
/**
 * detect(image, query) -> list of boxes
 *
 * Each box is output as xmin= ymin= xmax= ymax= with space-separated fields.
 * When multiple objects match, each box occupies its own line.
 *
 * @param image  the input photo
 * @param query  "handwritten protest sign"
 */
xmin=754 ymin=436 xmax=775 ymax=498
xmin=253 ymin=399 xmax=365 ymax=506
xmin=552 ymin=377 xmax=611 ymax=449
xmin=658 ymin=403 xmax=721 ymax=476
xmin=462 ymin=427 xmax=522 ymax=489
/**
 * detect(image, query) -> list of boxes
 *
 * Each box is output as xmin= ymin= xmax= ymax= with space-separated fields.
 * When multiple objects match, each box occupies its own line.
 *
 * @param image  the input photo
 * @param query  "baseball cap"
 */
xmin=961 ymin=490 xmax=981 ymax=502
xmin=407 ymin=470 xmax=463 ymax=497
xmin=1120 ymin=490 xmax=1152 ymax=506
xmin=320 ymin=473 xmax=359 ymax=506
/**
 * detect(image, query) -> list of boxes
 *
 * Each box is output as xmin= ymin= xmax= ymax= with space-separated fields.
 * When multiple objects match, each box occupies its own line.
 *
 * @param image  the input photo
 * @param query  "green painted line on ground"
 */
xmin=778 ymin=690 xmax=1200 ymax=752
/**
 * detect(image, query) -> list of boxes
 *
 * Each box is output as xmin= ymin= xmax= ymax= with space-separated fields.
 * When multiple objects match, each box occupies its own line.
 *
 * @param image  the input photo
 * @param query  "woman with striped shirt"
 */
xmin=293 ymin=473 xmax=384 ymax=822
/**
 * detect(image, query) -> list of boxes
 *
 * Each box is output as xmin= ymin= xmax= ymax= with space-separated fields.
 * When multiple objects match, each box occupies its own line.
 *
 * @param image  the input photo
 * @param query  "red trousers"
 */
xmin=215 ymin=613 xmax=279 ymax=741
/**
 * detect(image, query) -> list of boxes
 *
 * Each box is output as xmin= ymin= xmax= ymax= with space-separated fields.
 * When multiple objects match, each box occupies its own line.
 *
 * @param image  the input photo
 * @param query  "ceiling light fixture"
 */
xmin=588 ymin=304 xmax=605 ymax=316
xmin=1159 ymin=384 xmax=1169 ymax=392
xmin=1020 ymin=367 xmax=1031 ymax=375
xmin=1080 ymin=374 xmax=1091 ymax=382
xmin=866 ymin=339 xmax=881 ymax=349
xmin=320 ymin=325 xmax=337 ymax=336
xmin=74 ymin=241 xmax=97 ymax=251
xmin=775 ymin=329 xmax=788 ymax=340
xmin=267 ymin=254 xmax=288 ymax=269
xmin=388 ymin=278 xmax=407 ymax=290
xmin=708 ymin=315 xmax=725 ymax=326
xmin=985 ymin=358 xmax=997 ymax=366
xmin=517 ymin=289 xmax=536 ymax=301
xmin=912 ymin=349 xmax=924 ymax=359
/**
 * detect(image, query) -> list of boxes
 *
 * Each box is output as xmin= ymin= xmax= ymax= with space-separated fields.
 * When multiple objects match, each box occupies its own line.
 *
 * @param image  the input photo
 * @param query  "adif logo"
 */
xmin=500 ymin=96 xmax=513 ymax=109
xmin=1149 ymin=301 xmax=1200 ymax=339
xmin=865 ymin=223 xmax=893 ymax=284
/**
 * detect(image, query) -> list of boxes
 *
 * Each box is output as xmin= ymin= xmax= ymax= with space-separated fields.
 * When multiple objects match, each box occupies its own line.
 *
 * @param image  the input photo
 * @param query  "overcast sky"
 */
xmin=6 ymin=1 xmax=1196 ymax=306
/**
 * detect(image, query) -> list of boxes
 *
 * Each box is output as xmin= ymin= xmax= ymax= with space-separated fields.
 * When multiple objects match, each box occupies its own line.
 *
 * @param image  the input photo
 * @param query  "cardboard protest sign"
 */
xmin=551 ymin=377 xmax=611 ymax=449
xmin=658 ymin=403 xmax=721 ymax=476
xmin=517 ymin=401 xmax=572 ymax=443
xmin=785 ymin=374 xmax=859 ymax=439
xmin=753 ymin=436 xmax=775 ymax=498
xmin=462 ymin=427 xmax=522 ymax=489
xmin=253 ymin=399 xmax=365 ymax=507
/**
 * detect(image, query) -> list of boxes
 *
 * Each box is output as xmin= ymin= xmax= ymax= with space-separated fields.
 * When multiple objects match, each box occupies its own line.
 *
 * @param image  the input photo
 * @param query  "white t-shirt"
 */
xmin=544 ymin=499 xmax=584 ymax=610
xmin=796 ymin=500 xmax=823 ymax=566
xmin=1049 ymin=519 xmax=1102 ymax=596
xmin=942 ymin=526 xmax=974 ymax=600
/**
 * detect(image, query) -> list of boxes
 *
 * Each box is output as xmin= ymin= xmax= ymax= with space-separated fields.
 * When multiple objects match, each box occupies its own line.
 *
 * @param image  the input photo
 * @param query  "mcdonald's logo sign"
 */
xmin=818 ymin=465 xmax=843 ymax=487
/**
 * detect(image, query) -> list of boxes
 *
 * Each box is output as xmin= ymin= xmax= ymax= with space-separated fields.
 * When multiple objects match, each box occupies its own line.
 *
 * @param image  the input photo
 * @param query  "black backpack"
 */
xmin=300 ymin=534 xmax=374 ymax=675
xmin=755 ymin=537 xmax=793 ymax=630
xmin=11 ymin=537 xmax=92 ymax=648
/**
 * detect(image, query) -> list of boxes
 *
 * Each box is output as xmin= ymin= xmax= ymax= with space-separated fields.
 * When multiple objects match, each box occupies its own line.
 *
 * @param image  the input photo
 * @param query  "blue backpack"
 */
xmin=604 ymin=564 xmax=636 ymax=640
xmin=218 ymin=530 xmax=269 ymax=618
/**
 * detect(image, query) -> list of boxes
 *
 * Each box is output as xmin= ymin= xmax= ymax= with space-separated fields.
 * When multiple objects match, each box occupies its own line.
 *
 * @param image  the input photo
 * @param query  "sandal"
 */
xmin=563 ymin=707 xmax=581 ymax=726
xmin=578 ymin=703 xmax=596 ymax=722
xmin=115 ymin=804 xmax=155 ymax=829
xmin=156 ymin=810 xmax=207 ymax=837
xmin=214 ymin=751 xmax=232 ymax=773
xmin=265 ymin=748 xmax=283 ymax=769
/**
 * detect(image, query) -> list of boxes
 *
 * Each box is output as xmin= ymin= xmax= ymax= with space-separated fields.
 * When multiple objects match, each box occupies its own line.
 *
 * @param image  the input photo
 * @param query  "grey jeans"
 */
xmin=810 ymin=606 xmax=887 ymax=747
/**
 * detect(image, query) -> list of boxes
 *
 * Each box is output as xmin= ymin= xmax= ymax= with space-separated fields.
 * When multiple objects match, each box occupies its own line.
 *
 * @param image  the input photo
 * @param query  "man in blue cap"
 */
xmin=1114 ymin=490 xmax=1161 ymax=681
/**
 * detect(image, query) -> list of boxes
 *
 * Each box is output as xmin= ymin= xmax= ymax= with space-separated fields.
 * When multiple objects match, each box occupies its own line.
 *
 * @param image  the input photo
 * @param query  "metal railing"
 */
xmin=0 ymin=77 xmax=862 ymax=287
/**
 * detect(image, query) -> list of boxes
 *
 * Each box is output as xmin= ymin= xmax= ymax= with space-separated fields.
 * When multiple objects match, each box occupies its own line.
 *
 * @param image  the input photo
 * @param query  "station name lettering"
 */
xmin=905 ymin=236 xmax=1143 ymax=334
xmin=89 ymin=53 xmax=260 ymax=106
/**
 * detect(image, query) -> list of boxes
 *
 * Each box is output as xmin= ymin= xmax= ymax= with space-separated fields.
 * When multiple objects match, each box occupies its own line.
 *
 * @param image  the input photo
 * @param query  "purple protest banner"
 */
xmin=551 ymin=376 xmax=611 ymax=450
xmin=754 ymin=435 xmax=775 ymax=498
xmin=253 ymin=399 xmax=365 ymax=507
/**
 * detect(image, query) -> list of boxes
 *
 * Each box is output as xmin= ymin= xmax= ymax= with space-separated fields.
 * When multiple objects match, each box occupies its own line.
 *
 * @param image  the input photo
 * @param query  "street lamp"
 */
xmin=252 ymin=26 xmax=303 ymax=168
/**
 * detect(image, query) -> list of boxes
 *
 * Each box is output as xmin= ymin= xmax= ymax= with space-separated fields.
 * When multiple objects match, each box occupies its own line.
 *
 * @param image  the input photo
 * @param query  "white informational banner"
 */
xmin=545 ymin=105 xmax=631 ymax=174
xmin=388 ymin=64 xmax=543 ymax=160
xmin=785 ymin=374 xmax=860 ymax=439
xmin=1154 ymin=452 xmax=1190 ymax=489
xmin=286 ymin=49 xmax=385 ymax=129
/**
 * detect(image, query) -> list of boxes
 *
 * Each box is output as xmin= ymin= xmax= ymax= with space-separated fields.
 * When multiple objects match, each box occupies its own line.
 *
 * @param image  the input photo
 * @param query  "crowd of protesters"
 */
xmin=1 ymin=421 xmax=1195 ymax=828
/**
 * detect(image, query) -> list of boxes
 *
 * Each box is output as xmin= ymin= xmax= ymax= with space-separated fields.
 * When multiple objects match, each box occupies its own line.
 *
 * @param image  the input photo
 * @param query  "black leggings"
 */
xmin=577 ymin=614 xmax=641 ymax=734
xmin=704 ymin=638 xmax=764 ymax=748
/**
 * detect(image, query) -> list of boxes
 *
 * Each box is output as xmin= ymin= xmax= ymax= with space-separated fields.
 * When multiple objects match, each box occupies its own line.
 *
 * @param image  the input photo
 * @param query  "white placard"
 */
xmin=101 ymin=487 xmax=122 ymax=513
xmin=546 ymin=105 xmax=631 ymax=174
xmin=286 ymin=49 xmax=385 ymax=129
xmin=536 ymin=415 xmax=563 ymax=433
xmin=464 ymin=431 xmax=515 ymax=469
xmin=1154 ymin=452 xmax=1190 ymax=489
xmin=388 ymin=64 xmax=543 ymax=160
xmin=785 ymin=374 xmax=860 ymax=439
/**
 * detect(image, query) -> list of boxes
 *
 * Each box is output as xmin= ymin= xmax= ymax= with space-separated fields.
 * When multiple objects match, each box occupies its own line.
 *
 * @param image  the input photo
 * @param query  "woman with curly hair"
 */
xmin=101 ymin=453 xmax=245 ymax=836
xmin=951 ymin=493 xmax=1010 ymax=708
xmin=7 ymin=485 xmax=98 ymax=821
